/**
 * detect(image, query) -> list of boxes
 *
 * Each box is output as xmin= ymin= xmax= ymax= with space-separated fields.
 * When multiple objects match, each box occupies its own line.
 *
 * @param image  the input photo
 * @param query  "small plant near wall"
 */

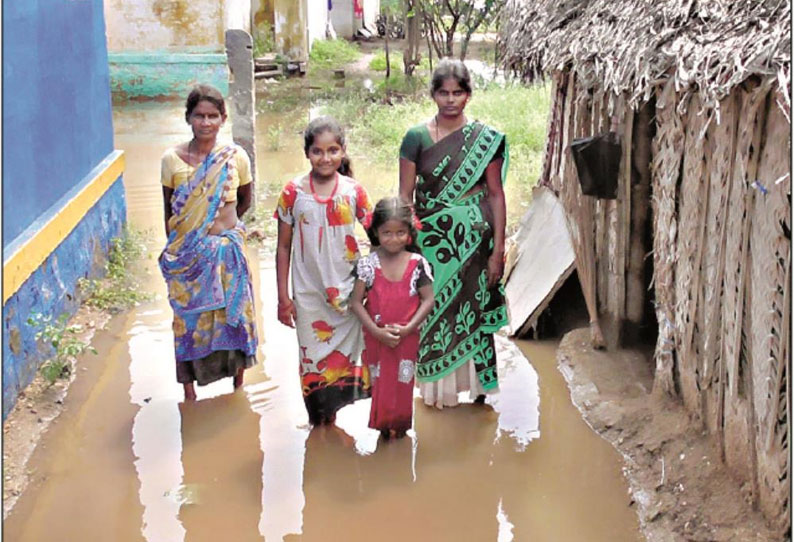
xmin=27 ymin=313 xmax=97 ymax=385
xmin=253 ymin=23 xmax=276 ymax=58
xmin=78 ymin=227 xmax=152 ymax=313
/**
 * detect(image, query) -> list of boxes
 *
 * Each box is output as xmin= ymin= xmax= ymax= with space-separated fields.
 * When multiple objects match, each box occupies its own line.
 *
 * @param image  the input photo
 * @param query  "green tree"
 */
xmin=419 ymin=0 xmax=505 ymax=60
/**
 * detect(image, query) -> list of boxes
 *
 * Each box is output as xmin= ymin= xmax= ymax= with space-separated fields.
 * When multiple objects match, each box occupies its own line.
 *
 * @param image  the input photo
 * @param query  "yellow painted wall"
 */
xmin=104 ymin=0 xmax=238 ymax=52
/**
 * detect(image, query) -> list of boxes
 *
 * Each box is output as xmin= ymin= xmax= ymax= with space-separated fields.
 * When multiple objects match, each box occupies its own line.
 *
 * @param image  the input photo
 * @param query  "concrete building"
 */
xmin=3 ymin=1 xmax=127 ymax=419
xmin=252 ymin=0 xmax=380 ymax=62
xmin=104 ymin=0 xmax=253 ymax=99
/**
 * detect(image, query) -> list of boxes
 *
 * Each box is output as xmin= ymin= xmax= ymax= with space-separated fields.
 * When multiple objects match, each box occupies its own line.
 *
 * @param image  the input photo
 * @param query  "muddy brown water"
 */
xmin=3 ymin=101 xmax=642 ymax=541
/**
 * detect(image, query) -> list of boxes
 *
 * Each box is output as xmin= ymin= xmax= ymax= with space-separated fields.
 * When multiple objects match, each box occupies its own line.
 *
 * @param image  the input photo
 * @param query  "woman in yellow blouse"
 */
xmin=159 ymin=84 xmax=258 ymax=401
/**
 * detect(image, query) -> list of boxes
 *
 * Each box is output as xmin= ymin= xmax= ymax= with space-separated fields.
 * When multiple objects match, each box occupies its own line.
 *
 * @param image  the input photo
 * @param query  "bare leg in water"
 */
xmin=233 ymin=366 xmax=244 ymax=389
xmin=184 ymin=382 xmax=197 ymax=401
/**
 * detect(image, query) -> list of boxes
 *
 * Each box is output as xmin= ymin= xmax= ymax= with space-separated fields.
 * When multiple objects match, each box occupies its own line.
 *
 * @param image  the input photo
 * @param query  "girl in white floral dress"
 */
xmin=274 ymin=117 xmax=373 ymax=425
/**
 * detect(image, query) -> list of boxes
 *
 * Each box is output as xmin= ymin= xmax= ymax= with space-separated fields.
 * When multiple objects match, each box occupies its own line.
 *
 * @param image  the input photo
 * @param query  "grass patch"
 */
xmin=78 ymin=227 xmax=152 ymax=312
xmin=317 ymin=79 xmax=550 ymax=225
xmin=309 ymin=39 xmax=361 ymax=69
xmin=368 ymin=50 xmax=402 ymax=72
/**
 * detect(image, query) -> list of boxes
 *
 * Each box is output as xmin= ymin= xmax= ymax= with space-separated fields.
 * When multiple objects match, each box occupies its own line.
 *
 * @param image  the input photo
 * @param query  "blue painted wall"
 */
xmin=2 ymin=0 xmax=126 ymax=419
xmin=2 ymin=180 xmax=126 ymax=419
xmin=3 ymin=0 xmax=115 ymax=248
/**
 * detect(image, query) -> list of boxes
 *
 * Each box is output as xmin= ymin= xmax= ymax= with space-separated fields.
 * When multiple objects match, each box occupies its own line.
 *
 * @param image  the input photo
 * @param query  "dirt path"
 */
xmin=556 ymin=328 xmax=780 ymax=541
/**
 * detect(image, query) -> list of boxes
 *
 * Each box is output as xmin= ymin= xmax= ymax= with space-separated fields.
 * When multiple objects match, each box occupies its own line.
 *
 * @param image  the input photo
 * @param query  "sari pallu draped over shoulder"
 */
xmin=159 ymin=146 xmax=257 ymax=362
xmin=414 ymin=121 xmax=509 ymax=390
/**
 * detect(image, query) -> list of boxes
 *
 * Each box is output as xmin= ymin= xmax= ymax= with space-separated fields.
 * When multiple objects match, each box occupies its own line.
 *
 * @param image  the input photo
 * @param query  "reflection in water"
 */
xmin=178 ymin=394 xmax=263 ymax=542
xmin=4 ymin=102 xmax=640 ymax=542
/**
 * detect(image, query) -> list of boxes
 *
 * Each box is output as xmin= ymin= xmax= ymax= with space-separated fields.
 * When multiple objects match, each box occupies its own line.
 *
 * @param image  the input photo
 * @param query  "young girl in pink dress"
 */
xmin=351 ymin=197 xmax=435 ymax=438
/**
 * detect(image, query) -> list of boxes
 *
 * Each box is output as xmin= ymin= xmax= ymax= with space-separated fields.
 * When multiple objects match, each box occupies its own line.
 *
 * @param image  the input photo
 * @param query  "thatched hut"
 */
xmin=501 ymin=0 xmax=790 ymax=532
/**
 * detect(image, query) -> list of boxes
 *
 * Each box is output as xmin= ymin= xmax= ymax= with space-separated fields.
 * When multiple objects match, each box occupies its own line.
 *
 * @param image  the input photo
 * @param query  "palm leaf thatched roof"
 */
xmin=501 ymin=0 xmax=791 ymax=117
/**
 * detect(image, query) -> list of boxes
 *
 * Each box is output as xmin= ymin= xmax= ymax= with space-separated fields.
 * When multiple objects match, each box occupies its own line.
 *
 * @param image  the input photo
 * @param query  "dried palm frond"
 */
xmin=501 ymin=0 xmax=790 ymax=115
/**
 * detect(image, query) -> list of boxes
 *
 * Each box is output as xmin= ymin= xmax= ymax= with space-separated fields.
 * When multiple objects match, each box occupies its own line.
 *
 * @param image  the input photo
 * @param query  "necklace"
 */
xmin=309 ymin=171 xmax=339 ymax=203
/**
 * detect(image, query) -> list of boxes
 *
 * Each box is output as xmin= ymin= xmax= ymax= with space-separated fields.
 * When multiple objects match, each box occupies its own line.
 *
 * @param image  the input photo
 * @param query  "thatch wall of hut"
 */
xmin=502 ymin=0 xmax=790 ymax=531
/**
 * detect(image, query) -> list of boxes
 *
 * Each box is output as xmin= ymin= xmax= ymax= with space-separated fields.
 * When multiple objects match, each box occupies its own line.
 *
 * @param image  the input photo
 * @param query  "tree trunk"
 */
xmin=403 ymin=2 xmax=421 ymax=76
xmin=426 ymin=15 xmax=434 ymax=72
xmin=459 ymin=34 xmax=470 ymax=60
xmin=384 ymin=15 xmax=391 ymax=79
xmin=445 ymin=28 xmax=455 ymax=57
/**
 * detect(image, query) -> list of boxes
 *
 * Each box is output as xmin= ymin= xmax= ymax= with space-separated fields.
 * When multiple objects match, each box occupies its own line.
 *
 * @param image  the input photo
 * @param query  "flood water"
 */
xmin=3 ymin=101 xmax=642 ymax=541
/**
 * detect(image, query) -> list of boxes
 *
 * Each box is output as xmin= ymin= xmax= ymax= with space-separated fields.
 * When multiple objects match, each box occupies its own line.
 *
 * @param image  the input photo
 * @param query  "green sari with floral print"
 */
xmin=414 ymin=121 xmax=509 ymax=390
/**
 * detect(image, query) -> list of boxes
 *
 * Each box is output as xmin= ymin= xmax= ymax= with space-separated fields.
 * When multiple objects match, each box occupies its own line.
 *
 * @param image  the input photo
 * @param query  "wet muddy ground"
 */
xmin=2 ymin=100 xmax=644 ymax=541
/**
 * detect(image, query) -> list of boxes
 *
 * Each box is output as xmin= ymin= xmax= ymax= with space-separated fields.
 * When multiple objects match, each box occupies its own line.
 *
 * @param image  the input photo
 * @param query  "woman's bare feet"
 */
xmin=183 ymin=383 xmax=197 ymax=401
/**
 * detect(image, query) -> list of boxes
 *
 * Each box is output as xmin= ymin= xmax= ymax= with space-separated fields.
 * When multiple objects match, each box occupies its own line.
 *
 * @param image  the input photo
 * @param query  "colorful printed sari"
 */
xmin=159 ymin=146 xmax=258 ymax=383
xmin=414 ymin=121 xmax=509 ymax=390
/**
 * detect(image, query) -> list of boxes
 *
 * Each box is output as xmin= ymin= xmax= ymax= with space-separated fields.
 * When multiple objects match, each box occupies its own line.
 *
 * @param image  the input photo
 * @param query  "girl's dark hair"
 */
xmin=185 ymin=84 xmax=226 ymax=122
xmin=366 ymin=197 xmax=421 ymax=254
xmin=430 ymin=58 xmax=472 ymax=96
xmin=303 ymin=115 xmax=353 ymax=177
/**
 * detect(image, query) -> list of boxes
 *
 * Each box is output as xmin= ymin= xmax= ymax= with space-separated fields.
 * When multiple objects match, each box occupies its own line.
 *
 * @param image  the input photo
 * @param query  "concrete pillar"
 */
xmin=225 ymin=29 xmax=258 ymax=211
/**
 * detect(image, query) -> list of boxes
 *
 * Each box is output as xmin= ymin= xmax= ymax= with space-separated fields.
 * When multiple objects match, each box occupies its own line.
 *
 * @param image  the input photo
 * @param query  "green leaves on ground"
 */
xmin=27 ymin=313 xmax=97 ymax=385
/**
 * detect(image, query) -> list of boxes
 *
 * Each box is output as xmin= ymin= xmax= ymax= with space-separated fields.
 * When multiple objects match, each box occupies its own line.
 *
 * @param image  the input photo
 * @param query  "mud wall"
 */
xmin=540 ymin=70 xmax=791 ymax=533
xmin=2 ymin=1 xmax=127 ymax=420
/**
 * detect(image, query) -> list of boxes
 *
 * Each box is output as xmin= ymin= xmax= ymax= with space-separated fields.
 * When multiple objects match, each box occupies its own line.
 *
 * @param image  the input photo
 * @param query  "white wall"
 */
xmin=225 ymin=0 xmax=252 ymax=32
xmin=306 ymin=0 xmax=328 ymax=51
xmin=363 ymin=0 xmax=379 ymax=30
xmin=329 ymin=0 xmax=354 ymax=38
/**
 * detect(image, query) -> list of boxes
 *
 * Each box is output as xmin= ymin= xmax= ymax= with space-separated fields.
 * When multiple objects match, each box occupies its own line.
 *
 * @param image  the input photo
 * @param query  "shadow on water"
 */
xmin=178 ymin=394 xmax=263 ymax=542
xmin=2 ymin=100 xmax=642 ymax=542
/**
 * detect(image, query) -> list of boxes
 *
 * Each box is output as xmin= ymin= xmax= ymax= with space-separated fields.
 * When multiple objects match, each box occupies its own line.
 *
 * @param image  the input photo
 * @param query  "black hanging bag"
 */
xmin=569 ymin=132 xmax=621 ymax=199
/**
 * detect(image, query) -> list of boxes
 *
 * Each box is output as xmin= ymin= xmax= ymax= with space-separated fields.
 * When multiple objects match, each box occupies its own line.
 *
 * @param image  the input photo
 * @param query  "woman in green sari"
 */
xmin=399 ymin=59 xmax=508 ymax=409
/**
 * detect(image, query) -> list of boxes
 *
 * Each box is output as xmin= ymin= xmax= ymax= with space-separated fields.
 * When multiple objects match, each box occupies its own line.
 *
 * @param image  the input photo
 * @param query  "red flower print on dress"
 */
xmin=326 ymin=195 xmax=354 ymax=226
xmin=325 ymin=287 xmax=344 ymax=313
xmin=301 ymin=372 xmax=325 ymax=395
xmin=354 ymin=184 xmax=372 ymax=220
xmin=273 ymin=181 xmax=298 ymax=219
xmin=321 ymin=351 xmax=353 ymax=385
xmin=312 ymin=320 xmax=335 ymax=343
xmin=344 ymin=235 xmax=359 ymax=262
